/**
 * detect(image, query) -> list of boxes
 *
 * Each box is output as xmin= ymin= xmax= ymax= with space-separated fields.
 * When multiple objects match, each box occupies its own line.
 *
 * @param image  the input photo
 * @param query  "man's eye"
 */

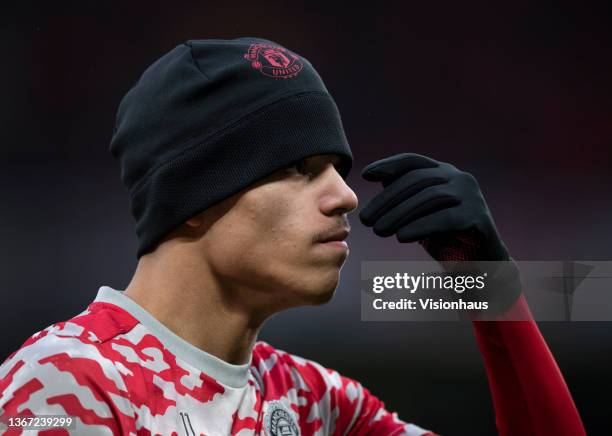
xmin=287 ymin=159 xmax=309 ymax=175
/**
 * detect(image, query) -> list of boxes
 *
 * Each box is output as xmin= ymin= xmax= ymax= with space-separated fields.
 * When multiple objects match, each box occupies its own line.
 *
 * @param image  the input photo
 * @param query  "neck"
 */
xmin=123 ymin=243 xmax=266 ymax=365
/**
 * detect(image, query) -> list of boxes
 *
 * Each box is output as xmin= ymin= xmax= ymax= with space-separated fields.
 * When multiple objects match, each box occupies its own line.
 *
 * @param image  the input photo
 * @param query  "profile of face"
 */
xmin=183 ymin=154 xmax=358 ymax=314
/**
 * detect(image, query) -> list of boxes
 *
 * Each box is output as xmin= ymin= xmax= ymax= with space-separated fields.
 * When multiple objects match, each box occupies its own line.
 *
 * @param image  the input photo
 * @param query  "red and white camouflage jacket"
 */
xmin=0 ymin=286 xmax=434 ymax=436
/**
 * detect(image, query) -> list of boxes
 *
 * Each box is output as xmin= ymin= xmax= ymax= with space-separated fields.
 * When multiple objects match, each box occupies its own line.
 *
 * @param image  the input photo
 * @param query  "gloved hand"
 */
xmin=359 ymin=153 xmax=521 ymax=316
xmin=359 ymin=153 xmax=510 ymax=262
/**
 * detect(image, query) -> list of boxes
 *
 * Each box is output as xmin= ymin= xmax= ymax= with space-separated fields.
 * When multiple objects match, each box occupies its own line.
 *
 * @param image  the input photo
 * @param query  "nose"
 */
xmin=319 ymin=166 xmax=359 ymax=216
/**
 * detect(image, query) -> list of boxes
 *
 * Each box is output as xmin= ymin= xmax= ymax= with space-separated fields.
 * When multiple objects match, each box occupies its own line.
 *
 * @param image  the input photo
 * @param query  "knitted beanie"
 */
xmin=110 ymin=37 xmax=353 ymax=258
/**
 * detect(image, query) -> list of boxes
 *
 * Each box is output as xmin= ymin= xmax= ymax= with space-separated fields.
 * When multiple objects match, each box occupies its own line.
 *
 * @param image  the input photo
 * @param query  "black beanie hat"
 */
xmin=109 ymin=37 xmax=353 ymax=258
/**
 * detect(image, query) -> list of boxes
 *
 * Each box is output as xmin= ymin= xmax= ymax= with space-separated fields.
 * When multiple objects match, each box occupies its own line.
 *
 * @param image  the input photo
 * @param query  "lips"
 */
xmin=318 ymin=229 xmax=349 ymax=243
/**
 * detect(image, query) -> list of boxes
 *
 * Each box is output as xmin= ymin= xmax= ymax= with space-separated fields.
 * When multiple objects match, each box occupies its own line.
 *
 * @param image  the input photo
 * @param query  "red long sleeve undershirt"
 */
xmin=471 ymin=293 xmax=586 ymax=435
xmin=428 ymin=234 xmax=586 ymax=435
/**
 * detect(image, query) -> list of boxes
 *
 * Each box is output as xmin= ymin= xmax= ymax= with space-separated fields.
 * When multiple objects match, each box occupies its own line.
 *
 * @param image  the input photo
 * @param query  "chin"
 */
xmin=309 ymin=286 xmax=337 ymax=305
xmin=305 ymin=274 xmax=340 ymax=305
xmin=277 ymin=266 xmax=341 ymax=307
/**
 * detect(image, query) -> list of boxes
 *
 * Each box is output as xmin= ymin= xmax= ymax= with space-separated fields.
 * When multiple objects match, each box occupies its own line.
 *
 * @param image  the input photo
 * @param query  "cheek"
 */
xmin=245 ymin=195 xmax=299 ymax=247
xmin=206 ymin=193 xmax=308 ymax=277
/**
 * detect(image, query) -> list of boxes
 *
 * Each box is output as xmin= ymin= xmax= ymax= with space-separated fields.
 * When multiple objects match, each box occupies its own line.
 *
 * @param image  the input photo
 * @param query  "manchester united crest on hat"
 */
xmin=244 ymin=43 xmax=304 ymax=79
xmin=263 ymin=400 xmax=300 ymax=436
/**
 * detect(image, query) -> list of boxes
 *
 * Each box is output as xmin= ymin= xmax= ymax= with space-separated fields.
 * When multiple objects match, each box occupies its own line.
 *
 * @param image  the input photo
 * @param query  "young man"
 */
xmin=0 ymin=38 xmax=585 ymax=435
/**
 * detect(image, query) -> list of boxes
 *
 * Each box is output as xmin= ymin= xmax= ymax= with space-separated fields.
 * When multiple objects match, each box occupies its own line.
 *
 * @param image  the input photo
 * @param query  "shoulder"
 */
xmin=0 ymin=302 xmax=140 ymax=429
xmin=251 ymin=342 xmax=437 ymax=436
xmin=252 ymin=340 xmax=360 ymax=394
xmin=1 ymin=301 xmax=140 ymax=375
xmin=252 ymin=341 xmax=365 ymax=432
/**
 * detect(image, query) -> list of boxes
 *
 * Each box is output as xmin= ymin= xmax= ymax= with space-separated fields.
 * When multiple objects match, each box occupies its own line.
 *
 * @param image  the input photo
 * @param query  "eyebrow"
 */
xmin=309 ymin=155 xmax=341 ymax=166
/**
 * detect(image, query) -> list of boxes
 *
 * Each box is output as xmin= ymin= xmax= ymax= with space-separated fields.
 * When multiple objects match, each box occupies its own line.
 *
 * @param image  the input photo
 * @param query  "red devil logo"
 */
xmin=244 ymin=43 xmax=304 ymax=79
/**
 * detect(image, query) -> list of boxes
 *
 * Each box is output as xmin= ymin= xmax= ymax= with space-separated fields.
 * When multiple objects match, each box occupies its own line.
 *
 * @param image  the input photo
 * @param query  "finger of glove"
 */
xmin=396 ymin=207 xmax=467 ymax=242
xmin=372 ymin=185 xmax=461 ymax=237
xmin=361 ymin=153 xmax=441 ymax=186
xmin=359 ymin=166 xmax=450 ymax=227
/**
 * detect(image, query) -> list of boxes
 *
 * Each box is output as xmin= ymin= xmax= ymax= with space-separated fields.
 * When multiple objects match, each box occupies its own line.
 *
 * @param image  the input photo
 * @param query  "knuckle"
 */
xmin=440 ymin=162 xmax=458 ymax=173
xmin=456 ymin=170 xmax=479 ymax=188
xmin=433 ymin=184 xmax=456 ymax=198
xmin=462 ymin=171 xmax=478 ymax=183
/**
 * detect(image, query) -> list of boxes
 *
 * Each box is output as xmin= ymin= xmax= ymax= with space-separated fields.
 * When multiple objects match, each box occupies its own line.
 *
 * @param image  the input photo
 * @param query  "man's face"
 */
xmin=195 ymin=154 xmax=358 ymax=312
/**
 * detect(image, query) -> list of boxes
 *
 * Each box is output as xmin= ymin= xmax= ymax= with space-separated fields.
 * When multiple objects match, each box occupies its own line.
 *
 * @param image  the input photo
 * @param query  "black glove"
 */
xmin=359 ymin=153 xmax=510 ymax=262
xmin=359 ymin=153 xmax=522 ymax=316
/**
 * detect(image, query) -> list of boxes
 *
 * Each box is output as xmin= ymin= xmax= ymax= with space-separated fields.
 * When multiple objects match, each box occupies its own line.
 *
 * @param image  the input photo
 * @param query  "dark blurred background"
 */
xmin=2 ymin=1 xmax=611 ymax=435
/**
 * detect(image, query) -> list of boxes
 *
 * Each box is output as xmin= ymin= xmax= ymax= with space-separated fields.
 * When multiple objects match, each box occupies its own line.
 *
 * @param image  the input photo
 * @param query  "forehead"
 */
xmin=245 ymin=153 xmax=346 ymax=192
xmin=304 ymin=154 xmax=343 ymax=165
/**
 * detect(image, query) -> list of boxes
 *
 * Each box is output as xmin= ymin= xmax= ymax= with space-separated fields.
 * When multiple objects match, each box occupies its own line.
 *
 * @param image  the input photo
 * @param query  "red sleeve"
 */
xmin=472 ymin=294 xmax=586 ymax=435
xmin=425 ymin=233 xmax=586 ymax=434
